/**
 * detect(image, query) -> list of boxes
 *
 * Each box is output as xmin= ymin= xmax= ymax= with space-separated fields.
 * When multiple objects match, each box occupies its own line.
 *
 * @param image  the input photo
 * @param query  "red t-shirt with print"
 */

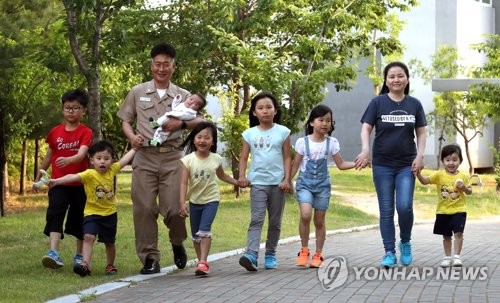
xmin=46 ymin=123 xmax=93 ymax=185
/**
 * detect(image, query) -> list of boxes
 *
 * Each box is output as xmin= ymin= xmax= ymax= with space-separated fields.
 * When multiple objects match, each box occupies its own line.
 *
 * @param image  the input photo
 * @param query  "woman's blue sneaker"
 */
xmin=380 ymin=252 xmax=397 ymax=269
xmin=399 ymin=241 xmax=413 ymax=266
xmin=264 ymin=254 xmax=277 ymax=269
xmin=239 ymin=253 xmax=258 ymax=271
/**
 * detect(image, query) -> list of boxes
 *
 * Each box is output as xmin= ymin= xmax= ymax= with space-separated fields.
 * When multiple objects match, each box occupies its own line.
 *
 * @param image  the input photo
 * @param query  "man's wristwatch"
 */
xmin=181 ymin=121 xmax=187 ymax=129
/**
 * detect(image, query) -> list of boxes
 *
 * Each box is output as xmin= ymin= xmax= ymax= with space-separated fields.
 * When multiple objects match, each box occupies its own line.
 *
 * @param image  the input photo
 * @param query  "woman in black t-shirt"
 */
xmin=355 ymin=61 xmax=427 ymax=269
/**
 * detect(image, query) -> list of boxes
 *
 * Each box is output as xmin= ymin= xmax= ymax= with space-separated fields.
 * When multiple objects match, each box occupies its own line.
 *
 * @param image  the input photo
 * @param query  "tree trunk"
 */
xmin=34 ymin=138 xmax=40 ymax=180
xmin=0 ymin=109 xmax=4 ymax=217
xmin=87 ymin=78 xmax=103 ymax=141
xmin=464 ymin=140 xmax=474 ymax=175
xmin=64 ymin=3 xmax=103 ymax=142
xmin=4 ymin=162 xmax=9 ymax=202
xmin=19 ymin=140 xmax=27 ymax=195
xmin=436 ymin=117 xmax=448 ymax=169
xmin=371 ymin=29 xmax=379 ymax=96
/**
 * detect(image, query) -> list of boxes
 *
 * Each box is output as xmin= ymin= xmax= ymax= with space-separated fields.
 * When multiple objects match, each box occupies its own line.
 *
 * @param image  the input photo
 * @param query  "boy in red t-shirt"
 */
xmin=33 ymin=88 xmax=93 ymax=271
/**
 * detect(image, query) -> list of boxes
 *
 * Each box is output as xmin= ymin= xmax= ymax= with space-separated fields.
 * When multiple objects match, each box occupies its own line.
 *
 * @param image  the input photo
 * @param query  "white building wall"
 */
xmin=439 ymin=1 xmax=496 ymax=171
xmin=398 ymin=0 xmax=437 ymax=162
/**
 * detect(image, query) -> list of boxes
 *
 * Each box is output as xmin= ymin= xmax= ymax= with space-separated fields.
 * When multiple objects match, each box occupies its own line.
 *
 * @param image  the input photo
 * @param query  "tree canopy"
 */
xmin=410 ymin=45 xmax=493 ymax=173
xmin=467 ymin=34 xmax=500 ymax=120
xmin=153 ymin=0 xmax=417 ymax=179
xmin=1 ymin=0 xmax=421 ymax=208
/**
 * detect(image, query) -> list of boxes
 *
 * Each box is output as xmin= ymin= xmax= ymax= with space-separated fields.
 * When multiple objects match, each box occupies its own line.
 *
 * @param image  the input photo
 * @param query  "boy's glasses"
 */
xmin=63 ymin=106 xmax=82 ymax=112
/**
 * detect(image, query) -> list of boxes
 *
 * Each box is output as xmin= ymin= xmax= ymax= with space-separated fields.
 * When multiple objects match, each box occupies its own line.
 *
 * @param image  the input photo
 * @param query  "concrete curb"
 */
xmin=47 ymin=223 xmax=381 ymax=303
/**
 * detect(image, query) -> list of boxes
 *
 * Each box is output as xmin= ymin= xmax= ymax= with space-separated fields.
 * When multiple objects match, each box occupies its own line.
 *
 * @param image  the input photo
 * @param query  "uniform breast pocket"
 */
xmin=139 ymin=101 xmax=155 ymax=110
xmin=139 ymin=101 xmax=157 ymax=116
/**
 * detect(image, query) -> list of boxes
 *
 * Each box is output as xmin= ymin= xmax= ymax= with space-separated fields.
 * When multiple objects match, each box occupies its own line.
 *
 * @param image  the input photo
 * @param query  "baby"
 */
xmin=149 ymin=93 xmax=206 ymax=147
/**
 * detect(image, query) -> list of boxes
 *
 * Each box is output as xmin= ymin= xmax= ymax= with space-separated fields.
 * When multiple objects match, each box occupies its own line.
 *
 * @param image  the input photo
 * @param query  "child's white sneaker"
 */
xmin=440 ymin=256 xmax=452 ymax=267
xmin=452 ymin=256 xmax=463 ymax=267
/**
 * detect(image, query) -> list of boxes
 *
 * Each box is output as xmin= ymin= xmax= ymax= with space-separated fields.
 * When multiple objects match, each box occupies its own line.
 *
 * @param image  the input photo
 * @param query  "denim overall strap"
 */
xmin=301 ymin=136 xmax=330 ymax=180
xmin=304 ymin=136 xmax=330 ymax=159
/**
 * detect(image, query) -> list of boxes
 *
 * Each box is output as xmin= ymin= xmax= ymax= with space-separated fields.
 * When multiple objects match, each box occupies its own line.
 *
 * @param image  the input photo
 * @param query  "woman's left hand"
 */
xmin=411 ymin=157 xmax=424 ymax=176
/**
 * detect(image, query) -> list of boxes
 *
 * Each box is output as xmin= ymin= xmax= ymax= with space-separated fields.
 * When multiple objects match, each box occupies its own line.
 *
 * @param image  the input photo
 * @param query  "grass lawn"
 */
xmin=0 ymin=168 xmax=498 ymax=302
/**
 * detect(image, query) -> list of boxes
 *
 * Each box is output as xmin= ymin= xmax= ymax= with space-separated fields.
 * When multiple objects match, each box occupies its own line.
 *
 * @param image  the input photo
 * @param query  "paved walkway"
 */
xmin=51 ymin=217 xmax=500 ymax=303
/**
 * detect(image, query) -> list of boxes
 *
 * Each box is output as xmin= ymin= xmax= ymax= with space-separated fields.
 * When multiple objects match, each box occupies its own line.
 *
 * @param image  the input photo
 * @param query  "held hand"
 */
xmin=32 ymin=184 xmax=40 ymax=193
xmin=354 ymin=151 xmax=370 ymax=170
xmin=455 ymin=179 xmax=464 ymax=190
xmin=238 ymin=177 xmax=250 ymax=188
xmin=411 ymin=157 xmax=424 ymax=176
xmin=32 ymin=170 xmax=49 ymax=192
xmin=179 ymin=204 xmax=189 ymax=218
xmin=279 ymin=180 xmax=292 ymax=193
xmin=47 ymin=179 xmax=57 ymax=188
xmin=132 ymin=134 xmax=144 ymax=150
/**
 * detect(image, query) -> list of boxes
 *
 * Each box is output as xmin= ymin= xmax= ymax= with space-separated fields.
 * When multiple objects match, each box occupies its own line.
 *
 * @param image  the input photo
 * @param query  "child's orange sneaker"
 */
xmin=310 ymin=252 xmax=324 ymax=268
xmin=195 ymin=261 xmax=209 ymax=276
xmin=296 ymin=248 xmax=310 ymax=266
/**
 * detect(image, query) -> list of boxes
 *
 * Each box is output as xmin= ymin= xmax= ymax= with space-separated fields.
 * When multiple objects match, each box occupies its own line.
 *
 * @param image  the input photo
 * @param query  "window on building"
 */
xmin=473 ymin=0 xmax=492 ymax=5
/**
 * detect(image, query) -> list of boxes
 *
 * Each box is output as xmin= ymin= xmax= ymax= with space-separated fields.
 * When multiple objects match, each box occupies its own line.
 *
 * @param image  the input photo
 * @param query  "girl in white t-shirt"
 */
xmin=291 ymin=104 xmax=357 ymax=268
xmin=179 ymin=121 xmax=239 ymax=276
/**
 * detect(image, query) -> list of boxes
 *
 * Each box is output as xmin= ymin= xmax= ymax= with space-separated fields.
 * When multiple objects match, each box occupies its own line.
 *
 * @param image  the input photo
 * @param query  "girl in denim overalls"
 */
xmin=291 ymin=104 xmax=357 ymax=268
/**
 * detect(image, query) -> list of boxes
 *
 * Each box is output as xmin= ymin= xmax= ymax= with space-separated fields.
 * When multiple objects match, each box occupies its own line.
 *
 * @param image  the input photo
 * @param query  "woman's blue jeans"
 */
xmin=372 ymin=165 xmax=415 ymax=254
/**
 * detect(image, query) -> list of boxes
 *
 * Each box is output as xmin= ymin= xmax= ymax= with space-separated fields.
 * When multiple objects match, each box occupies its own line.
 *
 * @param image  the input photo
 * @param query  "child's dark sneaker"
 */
xmin=105 ymin=264 xmax=118 ymax=275
xmin=42 ymin=250 xmax=64 ymax=269
xmin=73 ymin=253 xmax=83 ymax=268
xmin=74 ymin=261 xmax=91 ymax=277
xmin=239 ymin=253 xmax=258 ymax=271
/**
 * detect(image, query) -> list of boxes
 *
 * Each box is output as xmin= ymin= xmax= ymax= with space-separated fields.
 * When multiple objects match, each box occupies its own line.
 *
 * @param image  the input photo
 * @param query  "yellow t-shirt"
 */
xmin=180 ymin=152 xmax=223 ymax=204
xmin=79 ymin=162 xmax=121 ymax=216
xmin=428 ymin=170 xmax=470 ymax=214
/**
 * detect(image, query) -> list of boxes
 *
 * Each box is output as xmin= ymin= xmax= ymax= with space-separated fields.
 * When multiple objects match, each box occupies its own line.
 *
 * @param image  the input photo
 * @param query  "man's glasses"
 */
xmin=63 ymin=106 xmax=82 ymax=112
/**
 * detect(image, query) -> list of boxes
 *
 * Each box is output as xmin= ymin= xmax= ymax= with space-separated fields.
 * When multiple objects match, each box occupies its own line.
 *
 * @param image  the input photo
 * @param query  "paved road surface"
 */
xmin=51 ymin=218 xmax=500 ymax=303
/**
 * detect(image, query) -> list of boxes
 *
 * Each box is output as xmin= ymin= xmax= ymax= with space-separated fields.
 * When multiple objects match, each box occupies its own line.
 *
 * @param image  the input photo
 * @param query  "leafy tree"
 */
xmin=410 ymin=45 xmax=491 ymax=174
xmin=156 ymin=0 xmax=417 ymax=193
xmin=0 ymin=0 xmax=66 ymax=214
xmin=8 ymin=19 xmax=82 ymax=195
xmin=60 ymin=0 xmax=127 ymax=140
xmin=467 ymin=34 xmax=500 ymax=120
xmin=366 ymin=12 xmax=407 ymax=95
xmin=59 ymin=0 xmax=177 ymax=147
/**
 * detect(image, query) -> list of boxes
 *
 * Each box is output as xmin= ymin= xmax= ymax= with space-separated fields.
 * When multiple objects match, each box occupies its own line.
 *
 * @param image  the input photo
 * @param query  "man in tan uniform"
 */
xmin=117 ymin=43 xmax=203 ymax=274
